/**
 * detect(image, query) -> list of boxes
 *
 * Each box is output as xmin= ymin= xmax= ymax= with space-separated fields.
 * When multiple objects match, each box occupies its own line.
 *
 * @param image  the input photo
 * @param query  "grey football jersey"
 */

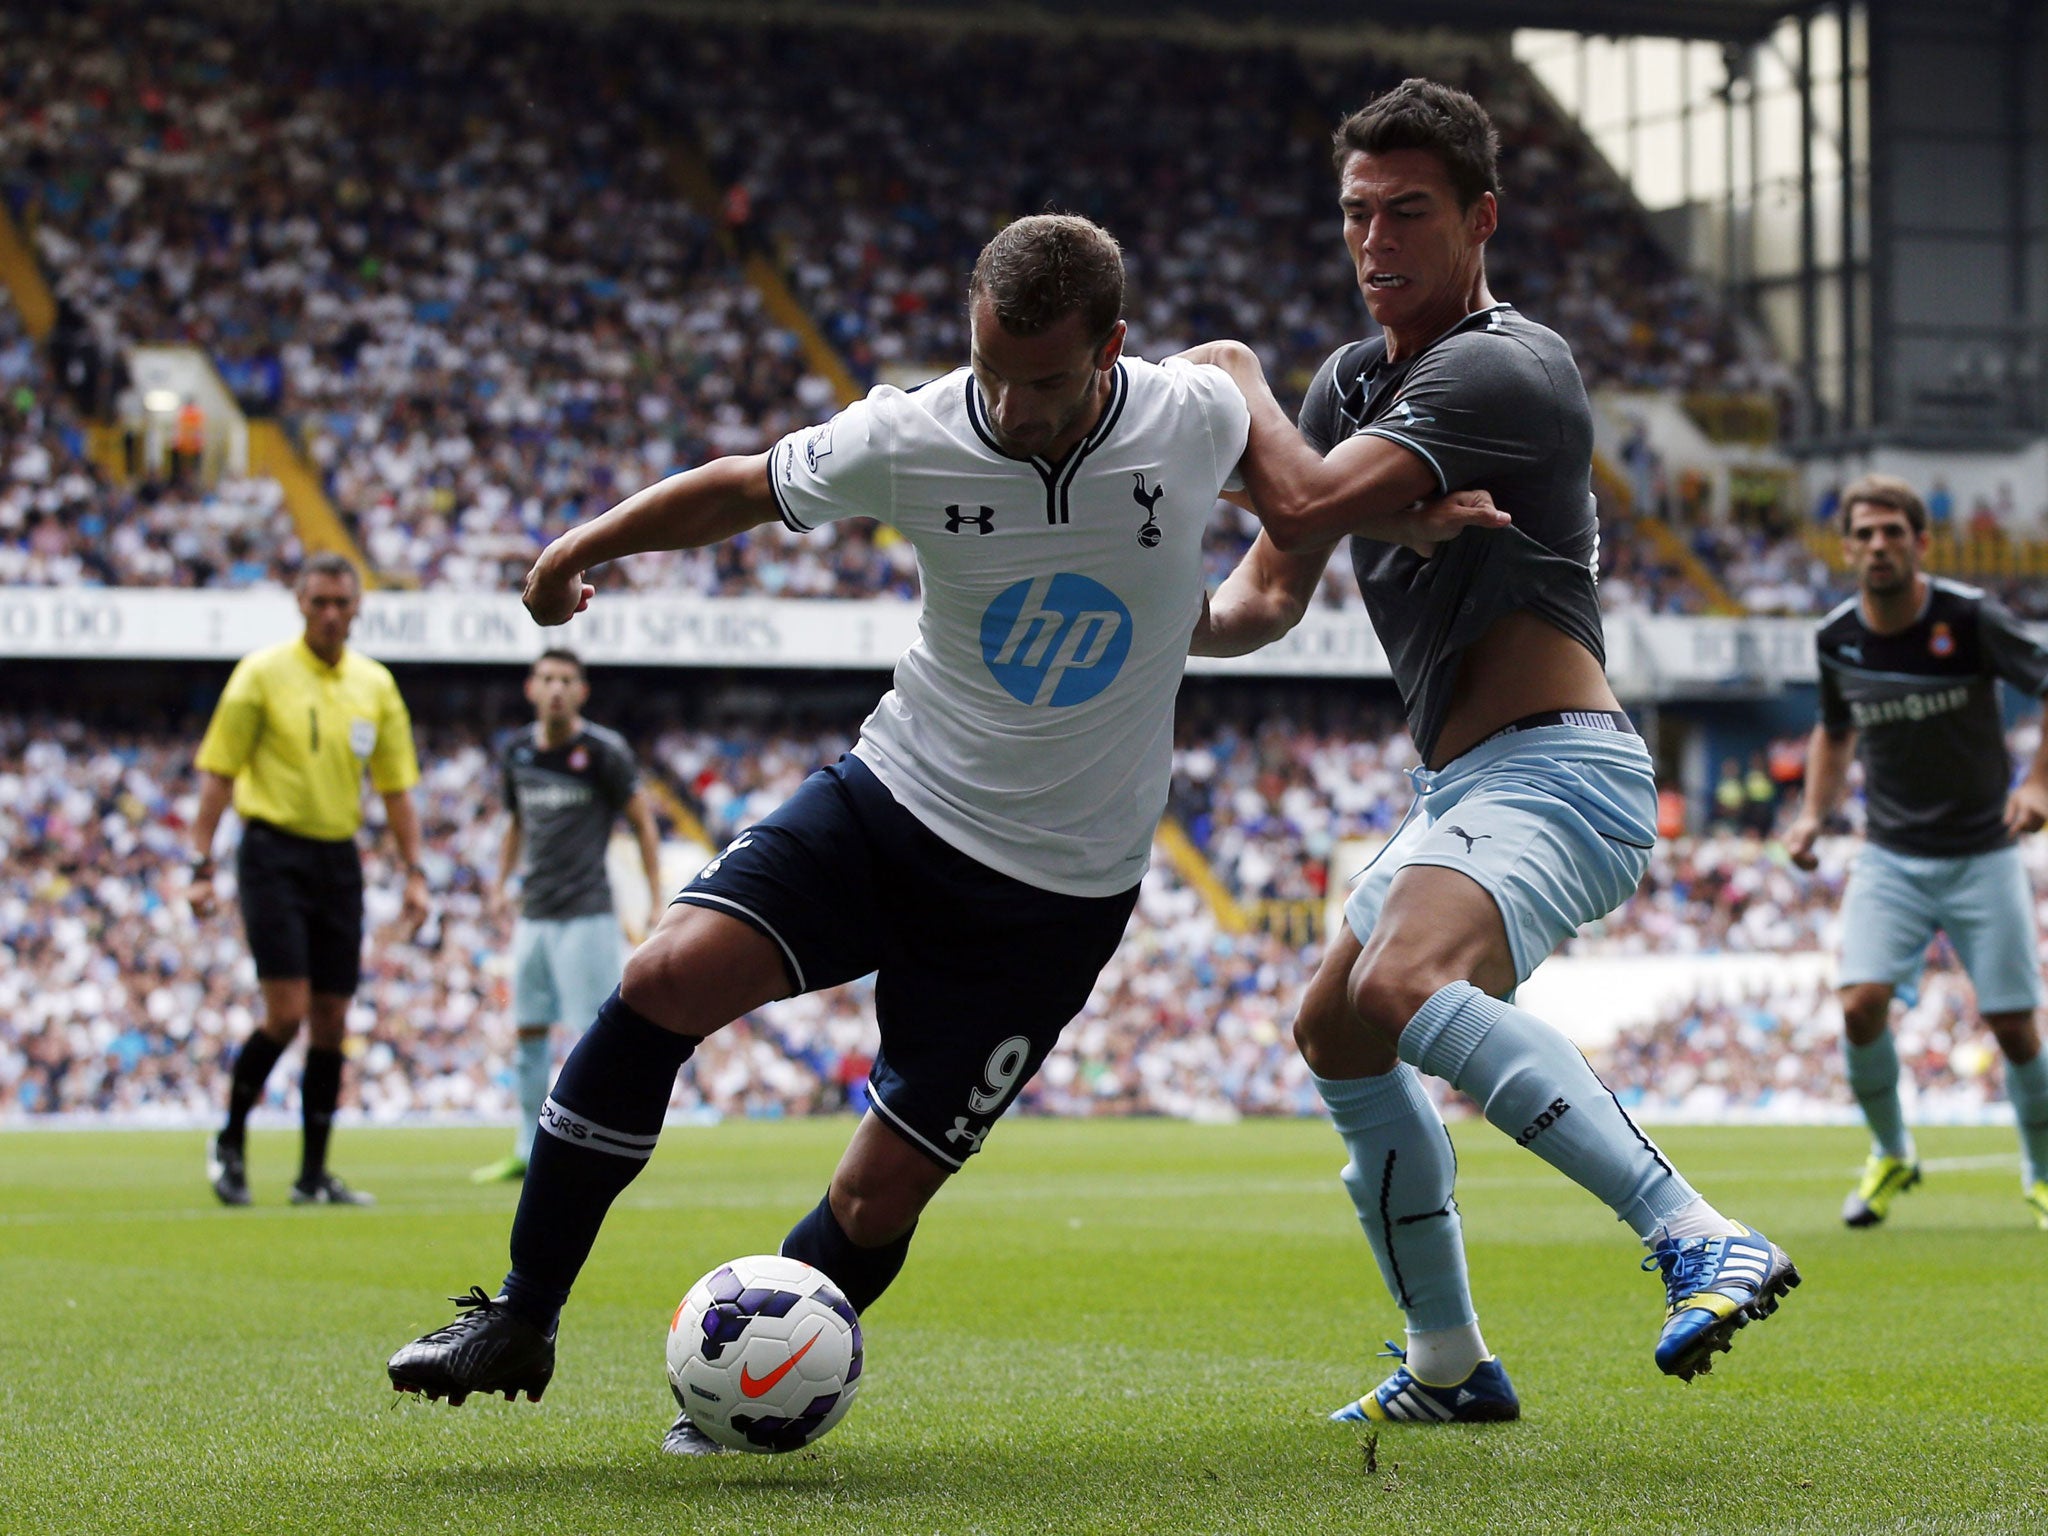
xmin=1817 ymin=578 xmax=2048 ymax=856
xmin=501 ymin=722 xmax=639 ymax=920
xmin=1297 ymin=305 xmax=1604 ymax=763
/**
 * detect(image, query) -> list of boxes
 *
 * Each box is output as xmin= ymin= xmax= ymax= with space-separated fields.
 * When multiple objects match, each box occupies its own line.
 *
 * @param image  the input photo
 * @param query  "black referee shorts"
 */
xmin=236 ymin=819 xmax=365 ymax=997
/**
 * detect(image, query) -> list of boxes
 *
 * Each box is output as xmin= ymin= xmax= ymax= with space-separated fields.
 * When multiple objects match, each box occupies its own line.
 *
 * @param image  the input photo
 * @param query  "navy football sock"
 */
xmin=222 ymin=1029 xmax=286 ymax=1147
xmin=502 ymin=990 xmax=697 ymax=1330
xmin=298 ymin=1046 xmax=344 ymax=1183
xmin=781 ymin=1191 xmax=914 ymax=1314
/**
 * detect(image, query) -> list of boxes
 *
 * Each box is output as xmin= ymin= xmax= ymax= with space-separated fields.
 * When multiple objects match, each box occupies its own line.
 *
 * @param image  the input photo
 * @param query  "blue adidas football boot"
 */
xmin=1644 ymin=1224 xmax=1799 ymax=1382
xmin=1330 ymin=1343 xmax=1520 ymax=1424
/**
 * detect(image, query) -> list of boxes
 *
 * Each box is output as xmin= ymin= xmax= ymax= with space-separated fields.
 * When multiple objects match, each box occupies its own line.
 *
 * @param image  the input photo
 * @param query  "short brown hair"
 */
xmin=532 ymin=647 xmax=585 ymax=678
xmin=1333 ymin=78 xmax=1501 ymax=209
xmin=1840 ymin=474 xmax=1928 ymax=536
xmin=969 ymin=214 xmax=1124 ymax=343
xmin=296 ymin=550 xmax=362 ymax=590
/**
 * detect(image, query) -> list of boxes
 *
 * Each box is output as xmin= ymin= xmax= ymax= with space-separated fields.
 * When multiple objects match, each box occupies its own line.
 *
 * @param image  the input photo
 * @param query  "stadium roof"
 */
xmin=1244 ymin=2 xmax=1800 ymax=41
xmin=809 ymin=1 xmax=1803 ymax=44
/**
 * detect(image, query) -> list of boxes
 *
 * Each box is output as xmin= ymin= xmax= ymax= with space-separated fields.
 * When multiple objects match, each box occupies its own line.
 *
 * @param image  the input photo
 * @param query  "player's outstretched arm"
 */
xmin=1785 ymin=724 xmax=1855 ymax=870
xmin=1192 ymin=530 xmax=1335 ymax=657
xmin=522 ymin=453 xmax=778 ymax=625
xmin=1184 ymin=341 xmax=1510 ymax=553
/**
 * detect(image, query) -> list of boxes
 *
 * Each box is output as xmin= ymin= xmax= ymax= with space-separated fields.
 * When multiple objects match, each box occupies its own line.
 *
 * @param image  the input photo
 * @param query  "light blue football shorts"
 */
xmin=1838 ymin=841 xmax=2044 ymax=1014
xmin=512 ymin=911 xmax=626 ymax=1029
xmin=1344 ymin=719 xmax=1659 ymax=987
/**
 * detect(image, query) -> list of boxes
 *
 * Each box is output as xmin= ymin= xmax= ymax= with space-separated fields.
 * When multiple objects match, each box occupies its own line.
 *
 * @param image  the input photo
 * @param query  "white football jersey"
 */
xmin=767 ymin=357 xmax=1248 ymax=896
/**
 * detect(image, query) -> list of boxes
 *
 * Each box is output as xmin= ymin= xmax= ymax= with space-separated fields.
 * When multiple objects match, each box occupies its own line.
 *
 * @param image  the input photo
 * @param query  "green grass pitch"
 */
xmin=4 ymin=1120 xmax=2045 ymax=1535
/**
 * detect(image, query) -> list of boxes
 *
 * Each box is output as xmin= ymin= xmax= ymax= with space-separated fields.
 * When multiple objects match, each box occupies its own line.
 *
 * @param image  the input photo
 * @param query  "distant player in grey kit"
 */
xmin=473 ymin=649 xmax=664 ymax=1184
xmin=1785 ymin=475 xmax=2048 ymax=1230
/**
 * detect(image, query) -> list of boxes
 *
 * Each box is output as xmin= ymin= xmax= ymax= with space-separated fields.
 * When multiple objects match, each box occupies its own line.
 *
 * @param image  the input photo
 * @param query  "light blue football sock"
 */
xmin=514 ymin=1029 xmax=552 ymax=1163
xmin=1844 ymin=1034 xmax=1913 ymax=1163
xmin=1400 ymin=982 xmax=1698 ymax=1240
xmin=1315 ymin=1064 xmax=1476 ymax=1333
xmin=2003 ymin=1048 xmax=2048 ymax=1189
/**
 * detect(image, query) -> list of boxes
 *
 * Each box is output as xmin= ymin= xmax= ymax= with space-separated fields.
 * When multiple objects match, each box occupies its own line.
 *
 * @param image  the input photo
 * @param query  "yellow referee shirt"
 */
xmin=195 ymin=638 xmax=421 ymax=841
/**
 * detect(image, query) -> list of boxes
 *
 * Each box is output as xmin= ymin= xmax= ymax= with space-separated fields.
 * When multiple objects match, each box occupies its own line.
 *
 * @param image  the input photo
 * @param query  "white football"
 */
xmin=665 ymin=1255 xmax=864 ymax=1453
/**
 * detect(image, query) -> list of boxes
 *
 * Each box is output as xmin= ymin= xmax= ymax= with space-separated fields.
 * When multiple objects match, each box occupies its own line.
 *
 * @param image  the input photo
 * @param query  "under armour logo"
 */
xmin=1442 ymin=825 xmax=1491 ymax=853
xmin=943 ymin=1117 xmax=987 ymax=1153
xmin=1131 ymin=472 xmax=1164 ymax=548
xmin=946 ymin=504 xmax=995 ymax=535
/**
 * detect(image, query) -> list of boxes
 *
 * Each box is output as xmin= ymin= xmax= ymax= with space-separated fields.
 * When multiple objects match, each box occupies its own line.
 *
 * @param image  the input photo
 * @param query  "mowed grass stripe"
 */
xmin=4 ymin=1121 xmax=2045 ymax=1535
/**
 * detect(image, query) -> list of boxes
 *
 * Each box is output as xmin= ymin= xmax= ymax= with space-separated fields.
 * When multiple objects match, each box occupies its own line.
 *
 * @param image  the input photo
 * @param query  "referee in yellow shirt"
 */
xmin=189 ymin=553 xmax=430 ymax=1206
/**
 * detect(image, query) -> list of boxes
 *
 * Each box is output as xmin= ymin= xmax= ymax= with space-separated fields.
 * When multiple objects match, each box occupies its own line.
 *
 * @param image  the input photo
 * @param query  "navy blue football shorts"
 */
xmin=672 ymin=755 xmax=1139 ymax=1169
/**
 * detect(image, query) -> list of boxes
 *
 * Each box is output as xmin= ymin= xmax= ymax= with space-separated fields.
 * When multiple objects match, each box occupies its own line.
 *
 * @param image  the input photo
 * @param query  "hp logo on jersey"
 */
xmin=980 ymin=574 xmax=1132 ymax=707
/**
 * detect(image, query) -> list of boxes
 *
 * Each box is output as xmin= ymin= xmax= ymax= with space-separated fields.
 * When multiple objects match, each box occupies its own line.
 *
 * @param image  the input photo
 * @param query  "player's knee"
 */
xmin=1348 ymin=953 xmax=1459 ymax=1040
xmin=619 ymin=930 xmax=679 ymax=1000
xmin=619 ymin=915 xmax=715 ymax=1009
xmin=1838 ymin=984 xmax=1892 ymax=1044
xmin=1293 ymin=992 xmax=1385 ymax=1076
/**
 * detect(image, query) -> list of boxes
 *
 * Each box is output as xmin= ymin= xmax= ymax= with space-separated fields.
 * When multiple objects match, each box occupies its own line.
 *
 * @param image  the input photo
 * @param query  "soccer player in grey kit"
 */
xmin=473 ymin=649 xmax=664 ymax=1184
xmin=1189 ymin=78 xmax=1797 ymax=1423
xmin=1785 ymin=475 xmax=2048 ymax=1230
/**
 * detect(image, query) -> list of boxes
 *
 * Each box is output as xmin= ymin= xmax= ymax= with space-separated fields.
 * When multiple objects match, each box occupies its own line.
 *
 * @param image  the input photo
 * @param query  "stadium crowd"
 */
xmin=2 ymin=0 xmax=1761 ymax=611
xmin=4 ymin=708 xmax=2040 ymax=1128
xmin=0 ymin=297 xmax=300 ymax=587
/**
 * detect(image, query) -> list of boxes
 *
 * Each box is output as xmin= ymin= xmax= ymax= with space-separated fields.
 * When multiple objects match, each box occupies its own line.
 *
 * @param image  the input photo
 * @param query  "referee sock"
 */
xmin=221 ymin=1030 xmax=287 ymax=1148
xmin=502 ymin=990 xmax=697 ymax=1331
xmin=1844 ymin=1034 xmax=1914 ymax=1163
xmin=1316 ymin=1066 xmax=1481 ymax=1361
xmin=1401 ymin=982 xmax=1703 ymax=1240
xmin=299 ymin=1046 xmax=344 ymax=1185
xmin=2003 ymin=1048 xmax=2048 ymax=1189
xmin=781 ymin=1192 xmax=915 ymax=1314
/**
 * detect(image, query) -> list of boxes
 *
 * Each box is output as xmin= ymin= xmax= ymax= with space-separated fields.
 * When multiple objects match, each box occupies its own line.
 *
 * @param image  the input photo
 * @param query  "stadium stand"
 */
xmin=0 ymin=294 xmax=300 ymax=586
xmin=0 ymin=0 xmax=1757 ymax=611
xmin=5 ymin=706 xmax=2039 ymax=1125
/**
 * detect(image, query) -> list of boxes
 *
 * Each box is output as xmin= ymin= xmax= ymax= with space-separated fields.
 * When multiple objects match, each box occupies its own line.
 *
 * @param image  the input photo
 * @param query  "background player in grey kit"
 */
xmin=1786 ymin=474 xmax=2048 ymax=1229
xmin=474 ymin=648 xmax=664 ymax=1184
xmin=1187 ymin=77 xmax=1797 ymax=1422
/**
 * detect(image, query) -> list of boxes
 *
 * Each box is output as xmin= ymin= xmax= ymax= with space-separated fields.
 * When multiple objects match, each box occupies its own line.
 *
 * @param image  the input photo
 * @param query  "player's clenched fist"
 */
xmin=2006 ymin=779 xmax=2048 ymax=837
xmin=522 ymin=551 xmax=595 ymax=627
xmin=1783 ymin=815 xmax=1822 ymax=872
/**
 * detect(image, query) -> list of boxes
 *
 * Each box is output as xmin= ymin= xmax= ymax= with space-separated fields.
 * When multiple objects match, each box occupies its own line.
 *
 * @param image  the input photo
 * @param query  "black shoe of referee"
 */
xmin=208 ymin=1136 xmax=251 ymax=1206
xmin=388 ymin=1287 xmax=555 ymax=1405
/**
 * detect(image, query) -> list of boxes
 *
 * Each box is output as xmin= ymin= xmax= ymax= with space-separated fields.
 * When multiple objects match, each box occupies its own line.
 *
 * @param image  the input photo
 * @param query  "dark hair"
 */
xmin=1840 ymin=474 xmax=1928 ymax=536
xmin=296 ymin=550 xmax=362 ymax=589
xmin=532 ymin=647 xmax=585 ymax=678
xmin=968 ymin=213 xmax=1124 ymax=343
xmin=1333 ymin=78 xmax=1501 ymax=209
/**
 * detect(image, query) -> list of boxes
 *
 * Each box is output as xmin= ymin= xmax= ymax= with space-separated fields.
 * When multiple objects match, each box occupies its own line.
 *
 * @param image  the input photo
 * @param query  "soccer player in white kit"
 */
xmin=386 ymin=214 xmax=1511 ymax=1448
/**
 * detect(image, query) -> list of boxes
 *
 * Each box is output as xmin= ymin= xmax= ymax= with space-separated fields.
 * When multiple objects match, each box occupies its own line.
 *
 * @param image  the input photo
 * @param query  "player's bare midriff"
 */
xmin=1429 ymin=608 xmax=1621 ymax=768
